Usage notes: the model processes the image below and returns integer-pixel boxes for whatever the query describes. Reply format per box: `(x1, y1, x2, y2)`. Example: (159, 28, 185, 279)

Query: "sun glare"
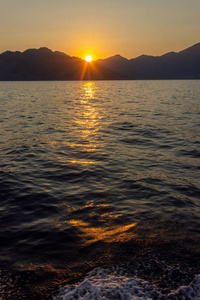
(85, 55, 93, 62)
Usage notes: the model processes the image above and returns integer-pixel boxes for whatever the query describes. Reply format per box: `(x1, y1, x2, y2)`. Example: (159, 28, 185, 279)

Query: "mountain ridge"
(0, 43, 200, 80)
(97, 42, 200, 79)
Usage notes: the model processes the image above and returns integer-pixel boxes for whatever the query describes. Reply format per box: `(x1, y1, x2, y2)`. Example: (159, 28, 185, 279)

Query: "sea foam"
(53, 268, 200, 300)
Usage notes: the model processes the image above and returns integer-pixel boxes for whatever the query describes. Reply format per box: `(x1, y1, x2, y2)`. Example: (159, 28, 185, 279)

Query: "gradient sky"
(0, 0, 200, 60)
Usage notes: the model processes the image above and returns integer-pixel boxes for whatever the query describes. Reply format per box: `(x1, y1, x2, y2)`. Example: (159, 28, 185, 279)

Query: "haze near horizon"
(0, 0, 200, 60)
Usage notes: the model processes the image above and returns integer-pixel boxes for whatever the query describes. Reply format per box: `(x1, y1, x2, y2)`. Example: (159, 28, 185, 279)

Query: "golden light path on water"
(53, 82, 139, 245)
(71, 81, 99, 165)
(69, 219, 137, 245)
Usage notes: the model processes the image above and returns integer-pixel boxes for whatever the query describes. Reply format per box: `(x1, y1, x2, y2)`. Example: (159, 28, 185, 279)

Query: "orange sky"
(0, 0, 200, 59)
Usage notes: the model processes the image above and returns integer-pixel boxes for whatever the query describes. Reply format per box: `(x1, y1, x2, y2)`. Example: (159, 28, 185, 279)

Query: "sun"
(85, 55, 93, 62)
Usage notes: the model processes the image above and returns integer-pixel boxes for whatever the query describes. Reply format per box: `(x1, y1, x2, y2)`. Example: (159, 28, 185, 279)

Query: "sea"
(0, 80, 200, 300)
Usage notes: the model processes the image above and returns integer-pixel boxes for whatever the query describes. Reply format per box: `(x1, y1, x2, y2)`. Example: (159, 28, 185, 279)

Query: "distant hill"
(97, 43, 200, 79)
(0, 43, 200, 80)
(0, 47, 126, 80)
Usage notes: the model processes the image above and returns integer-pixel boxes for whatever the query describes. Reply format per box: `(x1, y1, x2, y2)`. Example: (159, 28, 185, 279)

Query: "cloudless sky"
(0, 0, 199, 59)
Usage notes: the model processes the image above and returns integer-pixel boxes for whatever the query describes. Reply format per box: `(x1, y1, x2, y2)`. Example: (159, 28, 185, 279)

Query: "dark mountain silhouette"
(0, 47, 126, 80)
(0, 43, 200, 80)
(97, 43, 200, 79)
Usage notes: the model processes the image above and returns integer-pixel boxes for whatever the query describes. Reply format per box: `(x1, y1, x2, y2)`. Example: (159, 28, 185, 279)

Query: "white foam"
(53, 268, 200, 300)
(169, 274, 200, 299)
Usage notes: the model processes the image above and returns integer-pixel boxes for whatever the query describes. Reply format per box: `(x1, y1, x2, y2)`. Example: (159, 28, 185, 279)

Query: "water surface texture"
(0, 80, 200, 299)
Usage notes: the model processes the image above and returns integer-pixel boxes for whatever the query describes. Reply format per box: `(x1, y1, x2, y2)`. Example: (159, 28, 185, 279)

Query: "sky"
(0, 0, 200, 60)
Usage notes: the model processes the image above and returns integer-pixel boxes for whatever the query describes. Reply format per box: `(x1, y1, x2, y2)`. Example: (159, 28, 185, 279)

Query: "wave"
(53, 268, 200, 300)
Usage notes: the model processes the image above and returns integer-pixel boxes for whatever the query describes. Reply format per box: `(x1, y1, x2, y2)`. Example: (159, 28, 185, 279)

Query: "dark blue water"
(0, 80, 200, 299)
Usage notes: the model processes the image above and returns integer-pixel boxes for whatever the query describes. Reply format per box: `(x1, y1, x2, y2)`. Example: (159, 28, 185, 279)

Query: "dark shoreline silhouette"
(0, 43, 199, 80)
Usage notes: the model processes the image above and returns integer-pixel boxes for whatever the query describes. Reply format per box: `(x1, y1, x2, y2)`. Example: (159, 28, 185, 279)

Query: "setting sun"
(85, 55, 93, 62)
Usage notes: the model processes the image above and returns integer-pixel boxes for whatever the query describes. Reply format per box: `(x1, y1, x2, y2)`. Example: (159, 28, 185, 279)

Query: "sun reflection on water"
(71, 82, 99, 164)
(69, 219, 137, 245)
(83, 81, 95, 99)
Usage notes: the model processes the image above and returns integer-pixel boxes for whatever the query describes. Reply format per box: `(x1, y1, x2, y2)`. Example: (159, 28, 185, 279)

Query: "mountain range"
(0, 43, 200, 80)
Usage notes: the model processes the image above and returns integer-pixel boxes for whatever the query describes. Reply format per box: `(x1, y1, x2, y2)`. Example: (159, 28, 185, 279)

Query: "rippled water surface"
(0, 80, 200, 299)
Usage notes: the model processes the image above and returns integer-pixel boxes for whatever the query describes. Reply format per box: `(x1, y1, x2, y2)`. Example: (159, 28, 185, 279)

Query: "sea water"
(0, 80, 200, 299)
